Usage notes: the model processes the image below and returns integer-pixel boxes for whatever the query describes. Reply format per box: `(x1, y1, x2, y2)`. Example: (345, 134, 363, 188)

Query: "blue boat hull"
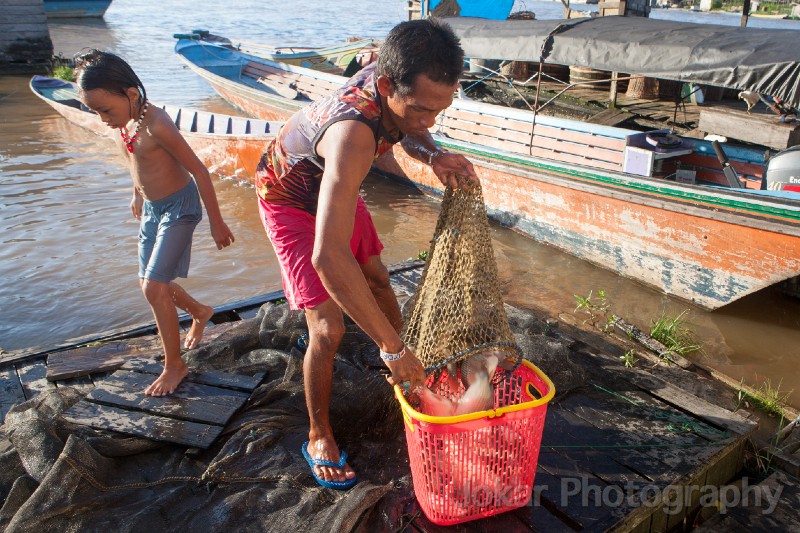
(43, 0, 112, 18)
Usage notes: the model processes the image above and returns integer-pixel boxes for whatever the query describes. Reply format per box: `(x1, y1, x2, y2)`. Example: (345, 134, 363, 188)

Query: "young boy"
(75, 50, 235, 396)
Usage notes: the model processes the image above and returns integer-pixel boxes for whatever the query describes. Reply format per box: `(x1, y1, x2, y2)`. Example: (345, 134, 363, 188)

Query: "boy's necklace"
(119, 100, 149, 154)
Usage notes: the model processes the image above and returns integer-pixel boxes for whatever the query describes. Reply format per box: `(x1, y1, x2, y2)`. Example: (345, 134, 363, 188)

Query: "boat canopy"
(443, 16, 800, 108)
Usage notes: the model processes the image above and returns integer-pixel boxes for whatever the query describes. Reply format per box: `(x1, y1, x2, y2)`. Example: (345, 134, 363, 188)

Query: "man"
(254, 18, 477, 489)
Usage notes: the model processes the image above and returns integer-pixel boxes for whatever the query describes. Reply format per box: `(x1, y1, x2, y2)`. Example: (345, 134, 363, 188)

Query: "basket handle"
(424, 341, 523, 375)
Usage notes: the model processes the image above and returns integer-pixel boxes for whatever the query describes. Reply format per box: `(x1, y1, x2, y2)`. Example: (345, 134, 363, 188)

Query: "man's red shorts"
(258, 196, 384, 310)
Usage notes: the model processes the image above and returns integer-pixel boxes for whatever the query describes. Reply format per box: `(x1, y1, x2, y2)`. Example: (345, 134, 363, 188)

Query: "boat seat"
(436, 105, 628, 172)
(242, 61, 340, 101)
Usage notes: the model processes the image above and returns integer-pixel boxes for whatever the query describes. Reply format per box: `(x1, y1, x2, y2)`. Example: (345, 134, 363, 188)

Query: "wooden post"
(609, 72, 619, 109)
(0, 0, 53, 73)
(740, 0, 751, 27)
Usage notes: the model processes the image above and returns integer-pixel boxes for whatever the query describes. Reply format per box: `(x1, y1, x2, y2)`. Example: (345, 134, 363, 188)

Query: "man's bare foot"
(306, 437, 356, 484)
(184, 304, 214, 350)
(144, 364, 189, 396)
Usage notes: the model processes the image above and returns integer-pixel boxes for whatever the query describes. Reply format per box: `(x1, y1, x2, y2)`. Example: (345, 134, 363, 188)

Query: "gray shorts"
(138, 180, 202, 283)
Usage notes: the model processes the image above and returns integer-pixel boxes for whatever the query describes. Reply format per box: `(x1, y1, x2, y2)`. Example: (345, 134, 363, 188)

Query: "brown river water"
(1, 1, 799, 408)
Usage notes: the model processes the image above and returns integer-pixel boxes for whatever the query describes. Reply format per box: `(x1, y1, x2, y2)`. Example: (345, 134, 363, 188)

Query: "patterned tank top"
(254, 63, 402, 215)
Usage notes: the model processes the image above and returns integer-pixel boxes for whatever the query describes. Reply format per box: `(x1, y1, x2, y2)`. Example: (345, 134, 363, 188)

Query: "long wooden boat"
(174, 38, 346, 122)
(175, 38, 800, 310)
(43, 0, 112, 18)
(29, 75, 277, 179)
(174, 30, 377, 75)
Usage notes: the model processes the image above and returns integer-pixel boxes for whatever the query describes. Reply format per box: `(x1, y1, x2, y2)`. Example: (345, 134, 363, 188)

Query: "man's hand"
(210, 220, 235, 249)
(384, 346, 427, 391)
(431, 151, 478, 189)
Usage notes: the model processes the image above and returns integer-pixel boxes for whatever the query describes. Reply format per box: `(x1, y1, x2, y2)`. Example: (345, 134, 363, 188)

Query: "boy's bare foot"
(144, 364, 189, 396)
(184, 304, 214, 350)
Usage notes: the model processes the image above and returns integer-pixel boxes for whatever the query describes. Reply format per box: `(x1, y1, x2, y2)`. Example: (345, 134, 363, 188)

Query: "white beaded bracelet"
(380, 345, 406, 361)
(427, 148, 444, 166)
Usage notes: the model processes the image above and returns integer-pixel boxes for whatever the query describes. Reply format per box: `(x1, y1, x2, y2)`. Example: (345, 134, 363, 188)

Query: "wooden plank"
(46, 336, 162, 381)
(535, 458, 622, 530)
(245, 62, 343, 91)
(698, 107, 800, 150)
(544, 408, 678, 485)
(63, 400, 223, 448)
(85, 383, 238, 425)
(443, 107, 628, 151)
(558, 390, 726, 477)
(588, 108, 634, 127)
(442, 127, 624, 171)
(438, 115, 625, 165)
(256, 76, 300, 100)
(15, 359, 55, 400)
(625, 373, 757, 437)
(54, 375, 95, 395)
(244, 63, 340, 98)
(98, 370, 249, 407)
(121, 359, 264, 391)
(0, 367, 26, 422)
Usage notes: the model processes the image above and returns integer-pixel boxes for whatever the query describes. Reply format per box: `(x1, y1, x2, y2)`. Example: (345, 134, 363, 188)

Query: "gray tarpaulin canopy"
(443, 16, 800, 109)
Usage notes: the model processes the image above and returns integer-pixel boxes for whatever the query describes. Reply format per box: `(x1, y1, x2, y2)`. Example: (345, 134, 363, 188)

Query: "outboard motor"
(764, 145, 800, 192)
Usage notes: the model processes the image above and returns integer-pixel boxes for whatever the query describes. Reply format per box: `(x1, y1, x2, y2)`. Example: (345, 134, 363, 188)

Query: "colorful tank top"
(254, 63, 402, 215)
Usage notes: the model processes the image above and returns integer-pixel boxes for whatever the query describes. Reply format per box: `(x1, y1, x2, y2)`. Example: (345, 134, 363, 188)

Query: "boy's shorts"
(138, 180, 202, 283)
(258, 195, 384, 310)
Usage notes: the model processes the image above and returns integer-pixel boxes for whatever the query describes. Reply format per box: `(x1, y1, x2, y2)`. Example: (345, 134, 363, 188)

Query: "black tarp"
(443, 16, 800, 109)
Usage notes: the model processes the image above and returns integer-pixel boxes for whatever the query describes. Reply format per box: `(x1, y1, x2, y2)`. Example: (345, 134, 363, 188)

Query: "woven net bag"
(403, 182, 519, 372)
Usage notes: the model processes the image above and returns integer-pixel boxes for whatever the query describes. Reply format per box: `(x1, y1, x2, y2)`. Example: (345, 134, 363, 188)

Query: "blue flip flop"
(301, 440, 358, 490)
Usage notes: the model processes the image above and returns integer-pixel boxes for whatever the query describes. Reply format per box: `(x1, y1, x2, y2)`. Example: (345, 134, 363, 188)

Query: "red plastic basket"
(395, 360, 555, 526)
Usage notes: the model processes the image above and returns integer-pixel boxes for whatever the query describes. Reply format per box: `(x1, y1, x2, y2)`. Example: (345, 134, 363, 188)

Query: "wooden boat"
(174, 38, 345, 122)
(175, 37, 800, 310)
(29, 75, 278, 179)
(174, 30, 377, 75)
(43, 0, 112, 18)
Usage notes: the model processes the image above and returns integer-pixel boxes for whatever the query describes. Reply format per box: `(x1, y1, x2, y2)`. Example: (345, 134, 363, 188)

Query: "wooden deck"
(0, 262, 778, 530)
(386, 268, 759, 532)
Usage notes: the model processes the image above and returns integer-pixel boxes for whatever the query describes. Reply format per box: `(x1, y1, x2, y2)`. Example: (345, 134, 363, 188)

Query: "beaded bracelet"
(427, 149, 444, 166)
(380, 345, 406, 361)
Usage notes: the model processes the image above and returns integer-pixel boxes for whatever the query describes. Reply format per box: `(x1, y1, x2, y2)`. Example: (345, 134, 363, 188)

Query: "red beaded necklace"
(119, 100, 148, 154)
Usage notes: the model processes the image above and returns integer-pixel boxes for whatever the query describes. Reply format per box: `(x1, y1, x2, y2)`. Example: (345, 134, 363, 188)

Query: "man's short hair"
(376, 18, 464, 97)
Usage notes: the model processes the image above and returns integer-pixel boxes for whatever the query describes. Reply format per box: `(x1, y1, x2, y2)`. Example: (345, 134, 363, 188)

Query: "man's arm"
(402, 131, 477, 189)
(315, 120, 425, 388)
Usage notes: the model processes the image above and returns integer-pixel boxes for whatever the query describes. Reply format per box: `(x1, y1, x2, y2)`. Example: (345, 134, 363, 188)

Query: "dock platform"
(0, 262, 787, 532)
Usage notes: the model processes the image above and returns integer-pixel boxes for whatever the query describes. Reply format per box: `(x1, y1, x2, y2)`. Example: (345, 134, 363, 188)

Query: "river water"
(2, 0, 799, 407)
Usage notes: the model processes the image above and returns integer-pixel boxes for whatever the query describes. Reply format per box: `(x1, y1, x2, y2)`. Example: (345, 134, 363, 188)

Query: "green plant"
(738, 378, 793, 418)
(620, 349, 638, 368)
(416, 250, 429, 262)
(649, 310, 700, 358)
(51, 64, 75, 82)
(574, 289, 616, 332)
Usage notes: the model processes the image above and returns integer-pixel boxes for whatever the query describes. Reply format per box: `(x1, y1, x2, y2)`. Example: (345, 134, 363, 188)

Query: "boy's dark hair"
(376, 18, 464, 97)
(74, 49, 147, 104)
